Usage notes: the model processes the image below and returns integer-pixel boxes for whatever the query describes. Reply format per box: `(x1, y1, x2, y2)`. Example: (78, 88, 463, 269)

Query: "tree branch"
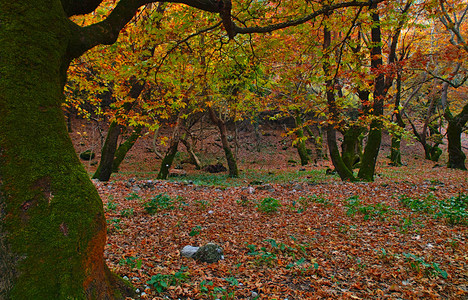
(231, 0, 383, 35)
(62, 0, 104, 17)
(68, 0, 223, 58)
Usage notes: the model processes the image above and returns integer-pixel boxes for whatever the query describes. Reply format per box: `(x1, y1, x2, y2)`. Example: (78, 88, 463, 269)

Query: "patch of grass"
(344, 195, 392, 220)
(257, 197, 281, 213)
(400, 193, 467, 226)
(143, 193, 176, 214)
(168, 169, 325, 187)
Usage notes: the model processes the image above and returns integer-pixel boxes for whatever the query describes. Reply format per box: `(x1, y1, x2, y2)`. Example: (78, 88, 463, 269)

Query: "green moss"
(0, 1, 123, 298)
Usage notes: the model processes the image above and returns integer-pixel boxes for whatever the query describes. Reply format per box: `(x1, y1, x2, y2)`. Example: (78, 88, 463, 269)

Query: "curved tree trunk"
(0, 2, 131, 298)
(208, 107, 239, 178)
(112, 126, 143, 173)
(157, 116, 182, 180)
(294, 111, 310, 166)
(445, 103, 468, 170)
(323, 24, 356, 182)
(93, 121, 123, 181)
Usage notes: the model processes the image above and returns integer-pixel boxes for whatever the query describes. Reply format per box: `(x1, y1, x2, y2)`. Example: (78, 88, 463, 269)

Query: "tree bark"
(93, 121, 123, 181)
(294, 111, 310, 166)
(112, 126, 143, 173)
(0, 2, 132, 298)
(208, 107, 239, 178)
(357, 6, 385, 182)
(157, 116, 182, 180)
(323, 24, 356, 181)
(445, 103, 468, 170)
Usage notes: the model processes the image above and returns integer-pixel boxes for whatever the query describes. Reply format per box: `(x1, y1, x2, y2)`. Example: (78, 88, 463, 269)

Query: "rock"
(181, 245, 199, 258)
(191, 243, 224, 263)
(79, 149, 95, 160)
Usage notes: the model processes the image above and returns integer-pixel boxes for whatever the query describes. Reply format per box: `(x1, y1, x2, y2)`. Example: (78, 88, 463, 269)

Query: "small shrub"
(189, 225, 202, 236)
(147, 266, 189, 293)
(120, 208, 134, 218)
(119, 256, 142, 269)
(345, 195, 391, 220)
(403, 253, 448, 279)
(257, 197, 281, 213)
(144, 193, 175, 214)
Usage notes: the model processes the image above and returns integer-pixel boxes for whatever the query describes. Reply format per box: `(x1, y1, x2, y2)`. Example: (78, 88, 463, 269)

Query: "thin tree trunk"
(93, 121, 122, 181)
(180, 134, 202, 169)
(208, 107, 239, 177)
(157, 116, 183, 179)
(294, 111, 310, 166)
(358, 6, 385, 181)
(112, 126, 143, 172)
(390, 70, 405, 166)
(323, 24, 356, 181)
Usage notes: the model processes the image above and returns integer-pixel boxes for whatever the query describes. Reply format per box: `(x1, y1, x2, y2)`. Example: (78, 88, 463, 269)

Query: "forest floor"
(72, 119, 468, 299)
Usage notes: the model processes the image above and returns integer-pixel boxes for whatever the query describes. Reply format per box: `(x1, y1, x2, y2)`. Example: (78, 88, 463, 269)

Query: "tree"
(0, 0, 392, 297)
(0, 1, 228, 298)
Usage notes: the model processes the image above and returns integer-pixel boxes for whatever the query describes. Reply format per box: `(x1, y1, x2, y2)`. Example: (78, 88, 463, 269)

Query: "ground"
(71, 118, 468, 299)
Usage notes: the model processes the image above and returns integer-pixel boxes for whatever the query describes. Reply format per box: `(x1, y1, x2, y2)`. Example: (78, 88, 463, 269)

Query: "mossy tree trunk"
(0, 0, 224, 298)
(294, 111, 310, 166)
(157, 116, 183, 180)
(305, 124, 325, 160)
(208, 107, 239, 178)
(357, 6, 386, 182)
(341, 126, 363, 170)
(93, 81, 144, 181)
(390, 71, 405, 166)
(112, 126, 143, 173)
(445, 103, 468, 170)
(0, 2, 132, 298)
(323, 25, 356, 181)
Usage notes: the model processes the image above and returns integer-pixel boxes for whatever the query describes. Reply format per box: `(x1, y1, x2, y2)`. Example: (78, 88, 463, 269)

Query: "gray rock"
(181, 245, 199, 258)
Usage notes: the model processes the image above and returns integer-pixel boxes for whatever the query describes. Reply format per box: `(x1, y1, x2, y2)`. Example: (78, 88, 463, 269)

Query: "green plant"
(125, 192, 141, 201)
(144, 193, 175, 214)
(436, 193, 467, 225)
(194, 199, 210, 210)
(344, 195, 391, 220)
(400, 193, 467, 226)
(120, 208, 134, 217)
(189, 225, 202, 237)
(147, 266, 189, 293)
(257, 197, 281, 213)
(106, 201, 118, 211)
(119, 256, 142, 269)
(403, 253, 448, 279)
(107, 218, 121, 231)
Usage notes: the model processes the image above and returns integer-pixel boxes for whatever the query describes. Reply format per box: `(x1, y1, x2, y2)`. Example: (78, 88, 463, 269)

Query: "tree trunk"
(341, 126, 363, 170)
(93, 121, 122, 181)
(112, 126, 143, 173)
(0, 2, 130, 298)
(180, 134, 202, 169)
(157, 117, 182, 180)
(445, 103, 468, 170)
(390, 70, 405, 166)
(208, 107, 239, 177)
(294, 111, 310, 166)
(323, 24, 355, 181)
(357, 6, 385, 182)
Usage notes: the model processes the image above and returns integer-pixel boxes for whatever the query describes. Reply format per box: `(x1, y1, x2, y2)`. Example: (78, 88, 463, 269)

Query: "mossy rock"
(192, 243, 224, 263)
(79, 149, 95, 160)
